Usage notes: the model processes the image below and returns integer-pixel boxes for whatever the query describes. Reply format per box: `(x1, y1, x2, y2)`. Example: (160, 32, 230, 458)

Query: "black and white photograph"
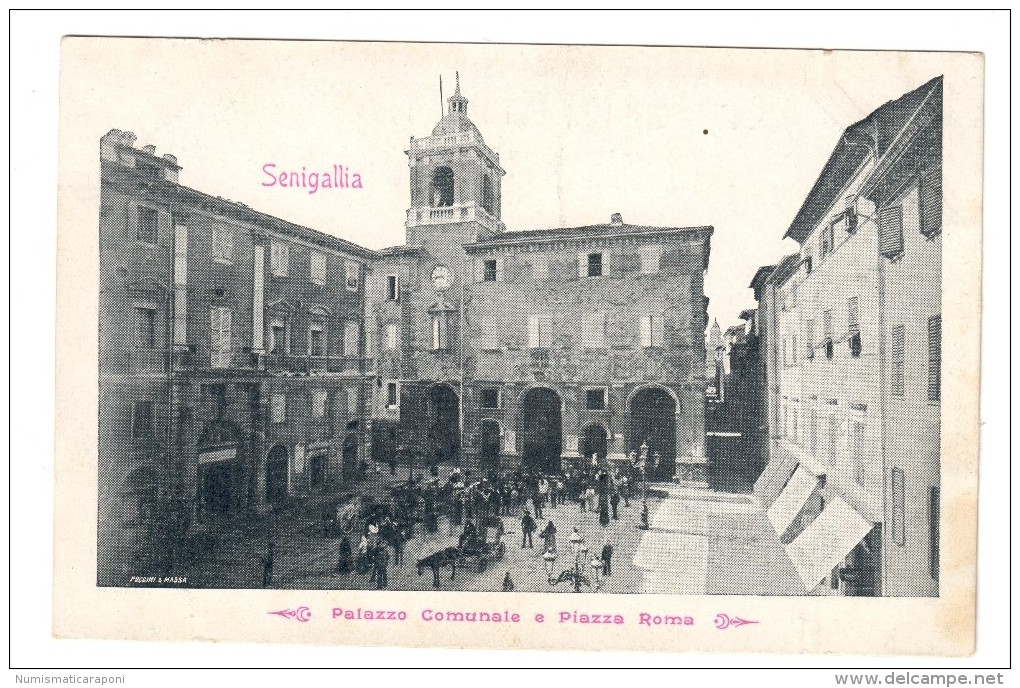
(48, 32, 986, 657)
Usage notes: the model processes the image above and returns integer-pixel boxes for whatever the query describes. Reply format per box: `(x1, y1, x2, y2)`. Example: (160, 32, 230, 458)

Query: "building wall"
(462, 231, 710, 477)
(97, 134, 374, 584)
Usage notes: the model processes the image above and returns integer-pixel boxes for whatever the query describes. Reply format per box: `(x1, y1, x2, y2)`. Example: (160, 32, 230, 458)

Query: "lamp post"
(589, 554, 604, 591)
(546, 528, 591, 592)
(637, 441, 650, 530)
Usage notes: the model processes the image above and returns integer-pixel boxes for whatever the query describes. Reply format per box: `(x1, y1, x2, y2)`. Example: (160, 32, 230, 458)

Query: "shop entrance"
(519, 387, 562, 473)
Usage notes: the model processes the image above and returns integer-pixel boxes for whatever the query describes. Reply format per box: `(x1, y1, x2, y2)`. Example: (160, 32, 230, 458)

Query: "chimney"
(610, 213, 623, 226)
(141, 144, 156, 155)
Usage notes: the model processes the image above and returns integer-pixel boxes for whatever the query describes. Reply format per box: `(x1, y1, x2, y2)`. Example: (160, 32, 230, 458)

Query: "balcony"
(406, 202, 500, 233)
(410, 131, 477, 151)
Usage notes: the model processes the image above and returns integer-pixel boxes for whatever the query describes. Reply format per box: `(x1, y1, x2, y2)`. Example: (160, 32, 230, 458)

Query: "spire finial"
(454, 70, 461, 96)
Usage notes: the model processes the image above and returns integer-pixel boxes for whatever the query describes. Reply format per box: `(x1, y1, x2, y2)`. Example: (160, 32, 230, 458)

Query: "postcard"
(54, 37, 982, 654)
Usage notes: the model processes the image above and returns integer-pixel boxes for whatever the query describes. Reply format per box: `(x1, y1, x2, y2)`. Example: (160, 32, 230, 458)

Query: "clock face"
(431, 265, 453, 291)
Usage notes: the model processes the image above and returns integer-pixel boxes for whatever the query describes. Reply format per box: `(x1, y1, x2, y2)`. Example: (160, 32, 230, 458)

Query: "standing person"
(389, 455, 397, 476)
(620, 474, 630, 507)
(374, 542, 390, 589)
(610, 489, 621, 520)
(336, 536, 353, 574)
(532, 486, 543, 520)
(601, 540, 614, 577)
(540, 520, 557, 553)
(502, 571, 515, 592)
(521, 510, 536, 549)
(260, 542, 275, 588)
(549, 477, 559, 508)
(537, 476, 550, 513)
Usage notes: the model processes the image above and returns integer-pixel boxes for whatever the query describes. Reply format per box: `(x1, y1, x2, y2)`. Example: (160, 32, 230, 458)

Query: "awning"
(754, 455, 798, 508)
(766, 465, 819, 535)
(785, 496, 874, 591)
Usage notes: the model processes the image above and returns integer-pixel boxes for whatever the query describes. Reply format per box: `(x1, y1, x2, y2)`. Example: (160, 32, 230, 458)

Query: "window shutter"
(528, 315, 540, 348)
(639, 315, 652, 347)
(495, 257, 504, 282)
(928, 315, 941, 402)
(578, 252, 587, 278)
(879, 205, 904, 259)
(474, 259, 484, 283)
(652, 315, 664, 347)
(920, 167, 942, 237)
(891, 324, 905, 397)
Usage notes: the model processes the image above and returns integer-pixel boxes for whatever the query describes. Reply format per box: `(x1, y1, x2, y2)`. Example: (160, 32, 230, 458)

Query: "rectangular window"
(483, 259, 498, 282)
(929, 486, 940, 581)
(892, 467, 906, 546)
(134, 307, 157, 349)
(581, 312, 606, 349)
(270, 322, 286, 354)
(586, 388, 607, 411)
(527, 315, 552, 348)
(309, 325, 325, 357)
(891, 324, 905, 397)
(587, 252, 603, 277)
(344, 321, 359, 358)
(852, 420, 865, 485)
(137, 206, 158, 244)
(131, 401, 154, 439)
(345, 260, 360, 291)
(639, 246, 662, 274)
(848, 296, 862, 357)
(920, 167, 942, 237)
(531, 256, 548, 280)
(212, 224, 233, 262)
(821, 224, 835, 257)
(928, 315, 941, 402)
(386, 274, 399, 301)
(386, 382, 398, 408)
(809, 408, 818, 453)
(879, 205, 905, 259)
(384, 323, 398, 351)
(823, 309, 834, 359)
(480, 315, 499, 351)
(210, 306, 232, 368)
(311, 389, 328, 418)
(271, 393, 286, 424)
(310, 251, 327, 285)
(481, 388, 500, 409)
(431, 313, 452, 351)
(805, 319, 815, 359)
(640, 314, 664, 347)
(271, 242, 289, 277)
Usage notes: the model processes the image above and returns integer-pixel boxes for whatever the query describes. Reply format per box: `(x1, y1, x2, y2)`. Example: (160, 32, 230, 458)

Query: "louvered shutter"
(528, 315, 541, 348)
(879, 206, 904, 259)
(540, 315, 553, 347)
(578, 252, 587, 278)
(603, 251, 611, 277)
(928, 315, 941, 402)
(652, 315, 664, 347)
(495, 257, 504, 282)
(474, 259, 484, 283)
(920, 167, 942, 237)
(639, 315, 652, 347)
(891, 325, 905, 397)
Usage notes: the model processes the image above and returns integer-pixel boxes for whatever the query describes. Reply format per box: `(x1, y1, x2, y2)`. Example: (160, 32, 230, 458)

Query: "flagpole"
(439, 75, 444, 118)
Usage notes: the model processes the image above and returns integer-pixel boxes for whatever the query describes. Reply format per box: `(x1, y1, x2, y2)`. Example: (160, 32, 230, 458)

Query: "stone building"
(752, 76, 942, 597)
(98, 130, 375, 585)
(369, 76, 713, 484)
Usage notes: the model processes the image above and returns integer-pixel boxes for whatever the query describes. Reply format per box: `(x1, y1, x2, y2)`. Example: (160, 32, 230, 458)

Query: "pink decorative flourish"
(268, 606, 312, 622)
(714, 613, 758, 630)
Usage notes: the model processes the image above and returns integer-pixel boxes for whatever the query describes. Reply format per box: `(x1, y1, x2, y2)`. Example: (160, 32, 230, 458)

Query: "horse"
(417, 547, 461, 589)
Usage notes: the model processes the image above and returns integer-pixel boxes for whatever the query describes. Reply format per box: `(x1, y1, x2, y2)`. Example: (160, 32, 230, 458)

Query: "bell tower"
(405, 72, 505, 249)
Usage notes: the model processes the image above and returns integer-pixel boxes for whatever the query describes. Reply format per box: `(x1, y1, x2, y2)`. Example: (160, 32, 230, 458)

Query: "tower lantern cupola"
(448, 71, 468, 115)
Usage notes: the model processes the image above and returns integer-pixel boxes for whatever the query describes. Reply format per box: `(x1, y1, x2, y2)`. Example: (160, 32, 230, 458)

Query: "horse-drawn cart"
(417, 515, 508, 588)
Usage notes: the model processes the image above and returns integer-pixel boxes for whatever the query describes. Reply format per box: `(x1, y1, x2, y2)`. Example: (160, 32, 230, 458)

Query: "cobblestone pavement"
(178, 473, 802, 595)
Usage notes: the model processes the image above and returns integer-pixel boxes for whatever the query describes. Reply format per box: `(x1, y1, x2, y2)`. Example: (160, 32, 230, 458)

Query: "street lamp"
(546, 528, 591, 592)
(589, 554, 604, 591)
(637, 441, 650, 530)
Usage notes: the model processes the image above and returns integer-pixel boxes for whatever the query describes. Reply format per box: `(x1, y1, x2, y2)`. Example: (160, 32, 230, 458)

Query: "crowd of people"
(311, 455, 644, 591)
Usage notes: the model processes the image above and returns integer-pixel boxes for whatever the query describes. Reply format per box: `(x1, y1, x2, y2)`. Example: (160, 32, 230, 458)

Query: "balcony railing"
(410, 131, 476, 151)
(406, 202, 500, 233)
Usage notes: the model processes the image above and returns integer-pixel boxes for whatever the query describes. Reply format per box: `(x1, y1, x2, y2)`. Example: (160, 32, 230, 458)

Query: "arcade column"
(674, 385, 708, 488)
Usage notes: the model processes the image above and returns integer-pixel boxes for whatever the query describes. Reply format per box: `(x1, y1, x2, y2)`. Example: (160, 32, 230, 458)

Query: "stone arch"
(426, 382, 460, 465)
(430, 166, 455, 207)
(518, 386, 563, 473)
(265, 444, 289, 505)
(479, 418, 503, 469)
(625, 383, 681, 411)
(580, 422, 610, 464)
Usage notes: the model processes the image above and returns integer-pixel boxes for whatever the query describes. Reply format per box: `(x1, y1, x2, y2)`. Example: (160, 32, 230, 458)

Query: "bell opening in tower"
(431, 167, 454, 207)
